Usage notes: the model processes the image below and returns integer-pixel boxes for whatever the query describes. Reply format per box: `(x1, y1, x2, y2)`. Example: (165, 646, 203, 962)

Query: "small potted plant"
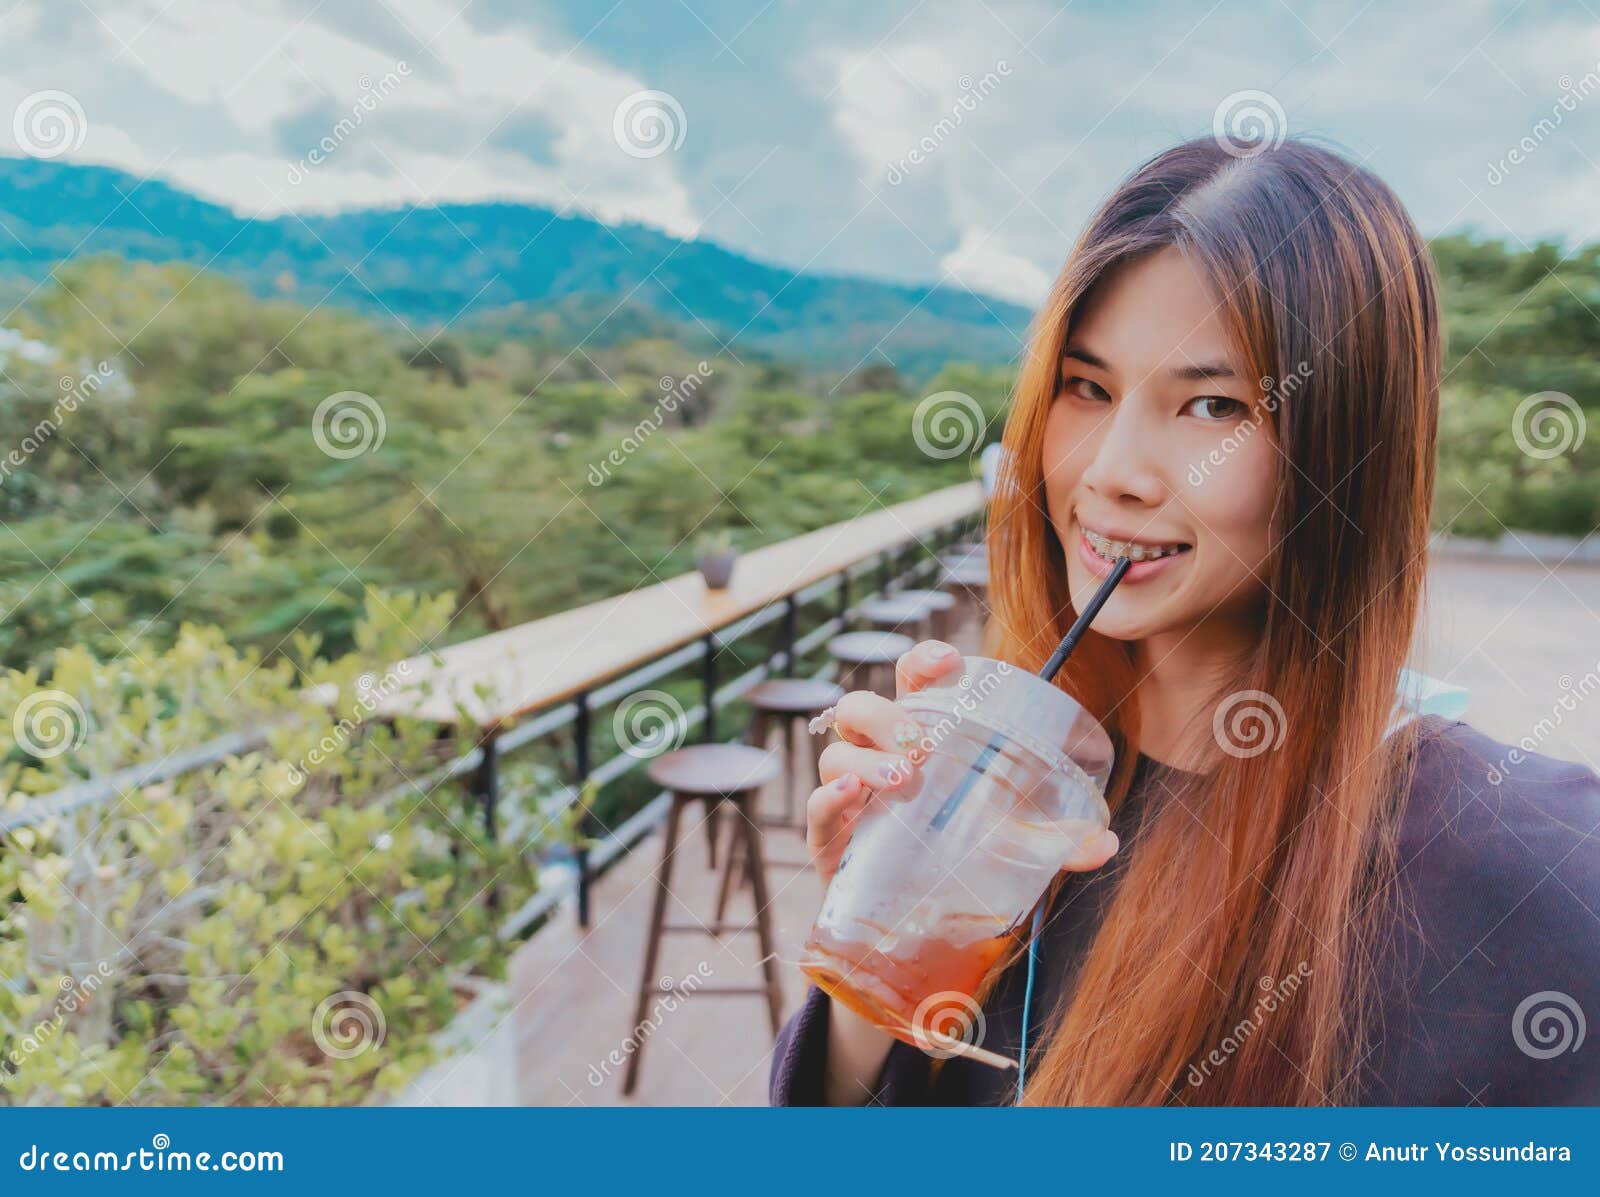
(694, 529, 739, 590)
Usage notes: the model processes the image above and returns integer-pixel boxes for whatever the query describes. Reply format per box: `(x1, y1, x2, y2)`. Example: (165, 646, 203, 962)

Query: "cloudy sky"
(1, 0, 1597, 305)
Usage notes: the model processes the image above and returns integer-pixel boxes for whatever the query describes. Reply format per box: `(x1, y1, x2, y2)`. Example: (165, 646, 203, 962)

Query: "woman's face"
(1043, 246, 1280, 646)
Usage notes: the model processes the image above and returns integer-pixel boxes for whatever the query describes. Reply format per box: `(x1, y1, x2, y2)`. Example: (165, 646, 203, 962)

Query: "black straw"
(925, 556, 1132, 832)
(1038, 555, 1132, 683)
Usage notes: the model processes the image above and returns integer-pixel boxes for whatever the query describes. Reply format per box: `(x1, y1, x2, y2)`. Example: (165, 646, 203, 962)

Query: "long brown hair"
(986, 136, 1441, 1105)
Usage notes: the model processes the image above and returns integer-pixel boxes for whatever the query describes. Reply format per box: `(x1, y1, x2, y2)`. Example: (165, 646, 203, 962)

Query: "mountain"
(0, 157, 1031, 375)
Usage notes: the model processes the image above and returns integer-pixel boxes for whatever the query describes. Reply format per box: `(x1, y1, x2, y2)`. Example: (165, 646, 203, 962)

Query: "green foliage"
(0, 592, 549, 1105)
(1431, 235, 1599, 537)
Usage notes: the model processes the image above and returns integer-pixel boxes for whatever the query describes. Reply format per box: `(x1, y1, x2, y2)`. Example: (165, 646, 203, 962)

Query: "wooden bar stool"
(741, 677, 845, 826)
(940, 558, 990, 637)
(711, 677, 844, 930)
(857, 593, 936, 641)
(882, 588, 958, 641)
(827, 630, 914, 697)
(623, 743, 782, 1096)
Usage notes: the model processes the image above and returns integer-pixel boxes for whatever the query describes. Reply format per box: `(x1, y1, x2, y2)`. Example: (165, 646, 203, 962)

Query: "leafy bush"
(0, 591, 548, 1105)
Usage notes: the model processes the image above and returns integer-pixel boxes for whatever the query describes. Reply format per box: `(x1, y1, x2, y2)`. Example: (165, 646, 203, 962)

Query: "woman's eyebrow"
(1062, 346, 1109, 370)
(1063, 347, 1237, 384)
(1170, 360, 1237, 382)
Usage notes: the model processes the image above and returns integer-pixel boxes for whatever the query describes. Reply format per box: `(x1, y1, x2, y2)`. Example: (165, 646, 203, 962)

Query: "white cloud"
(939, 227, 1053, 305)
(16, 0, 700, 237)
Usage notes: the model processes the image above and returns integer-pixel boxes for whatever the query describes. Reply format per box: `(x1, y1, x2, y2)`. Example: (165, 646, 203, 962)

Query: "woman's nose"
(1079, 400, 1166, 506)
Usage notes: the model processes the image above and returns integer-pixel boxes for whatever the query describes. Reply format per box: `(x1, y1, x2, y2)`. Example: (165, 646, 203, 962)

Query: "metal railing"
(6, 509, 982, 943)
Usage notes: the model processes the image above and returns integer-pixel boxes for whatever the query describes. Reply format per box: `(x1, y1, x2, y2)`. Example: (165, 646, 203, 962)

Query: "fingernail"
(891, 721, 922, 754)
(926, 642, 956, 659)
(878, 759, 911, 784)
(834, 774, 858, 792)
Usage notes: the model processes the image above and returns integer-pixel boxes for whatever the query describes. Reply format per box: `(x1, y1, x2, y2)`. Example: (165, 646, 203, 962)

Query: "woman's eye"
(1182, 395, 1246, 421)
(1062, 376, 1111, 403)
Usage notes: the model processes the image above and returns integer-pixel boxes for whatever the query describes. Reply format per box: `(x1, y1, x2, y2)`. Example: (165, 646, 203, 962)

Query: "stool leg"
(623, 795, 685, 1095)
(744, 708, 768, 748)
(703, 795, 720, 870)
(782, 715, 798, 825)
(712, 814, 744, 932)
(735, 796, 785, 1036)
(808, 729, 827, 797)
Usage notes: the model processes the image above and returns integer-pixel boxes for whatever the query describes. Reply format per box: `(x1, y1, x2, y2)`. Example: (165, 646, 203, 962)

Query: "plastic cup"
(799, 655, 1114, 1057)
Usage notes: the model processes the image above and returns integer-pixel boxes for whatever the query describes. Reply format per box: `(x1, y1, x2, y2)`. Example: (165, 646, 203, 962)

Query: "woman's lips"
(1076, 531, 1191, 583)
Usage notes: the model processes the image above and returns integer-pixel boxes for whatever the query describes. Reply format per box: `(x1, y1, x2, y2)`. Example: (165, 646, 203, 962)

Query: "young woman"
(770, 136, 1600, 1106)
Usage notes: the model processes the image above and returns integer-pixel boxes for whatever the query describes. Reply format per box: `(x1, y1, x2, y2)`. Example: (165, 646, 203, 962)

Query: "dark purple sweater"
(770, 717, 1600, 1105)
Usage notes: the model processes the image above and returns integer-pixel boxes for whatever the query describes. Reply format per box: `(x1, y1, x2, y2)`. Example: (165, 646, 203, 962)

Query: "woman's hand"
(805, 638, 1122, 888)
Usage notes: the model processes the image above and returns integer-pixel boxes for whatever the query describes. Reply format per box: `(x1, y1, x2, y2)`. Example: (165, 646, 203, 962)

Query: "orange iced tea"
(800, 917, 1012, 1049)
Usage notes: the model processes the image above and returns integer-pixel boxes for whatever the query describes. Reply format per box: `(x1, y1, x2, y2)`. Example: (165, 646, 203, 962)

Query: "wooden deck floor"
(511, 791, 823, 1105)
(413, 551, 1599, 1106)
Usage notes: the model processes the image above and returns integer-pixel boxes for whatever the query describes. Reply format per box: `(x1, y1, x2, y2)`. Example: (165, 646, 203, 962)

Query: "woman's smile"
(1076, 519, 1193, 583)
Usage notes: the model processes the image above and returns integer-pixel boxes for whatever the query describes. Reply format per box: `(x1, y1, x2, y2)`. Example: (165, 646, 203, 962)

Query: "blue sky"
(2, 0, 1596, 304)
